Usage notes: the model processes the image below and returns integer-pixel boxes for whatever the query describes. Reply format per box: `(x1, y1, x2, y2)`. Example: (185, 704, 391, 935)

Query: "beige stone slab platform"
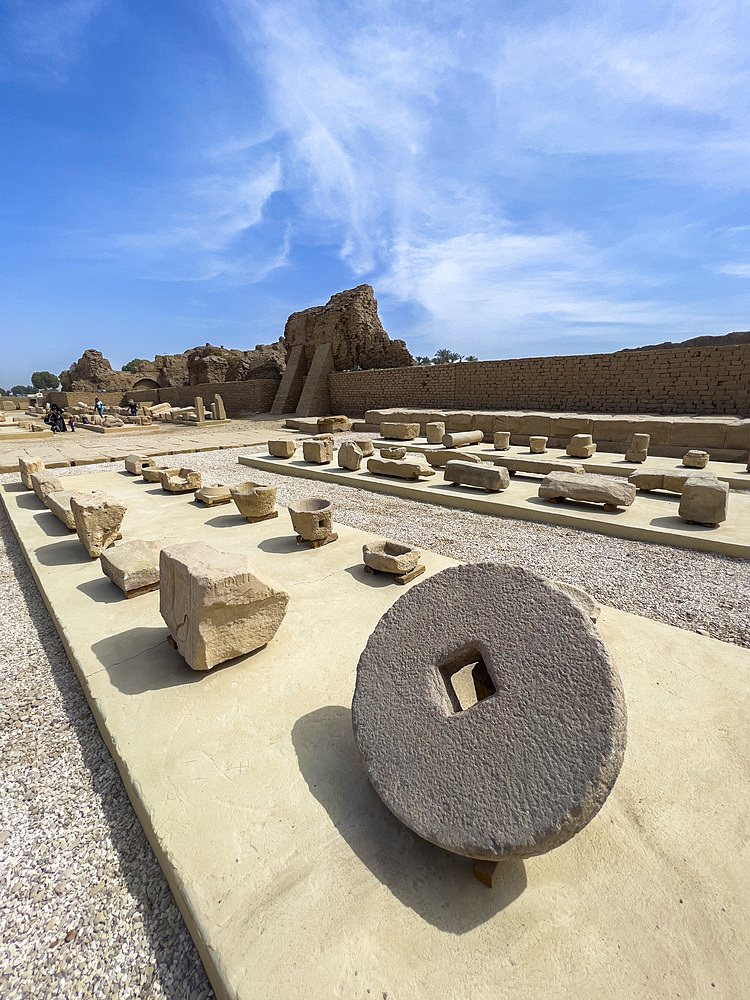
(373, 439, 750, 491)
(2, 471, 748, 1000)
(240, 454, 750, 559)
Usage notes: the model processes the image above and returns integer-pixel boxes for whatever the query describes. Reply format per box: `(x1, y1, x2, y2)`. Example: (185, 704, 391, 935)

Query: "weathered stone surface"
(317, 415, 351, 433)
(338, 441, 364, 471)
(495, 456, 587, 477)
(312, 432, 335, 442)
(444, 461, 510, 492)
(425, 449, 482, 468)
(101, 539, 161, 594)
(45, 489, 81, 530)
(142, 465, 167, 483)
(59, 349, 137, 393)
(282, 285, 413, 371)
(682, 449, 709, 469)
(31, 471, 63, 503)
(303, 439, 334, 464)
(566, 434, 597, 458)
(352, 563, 627, 860)
(362, 540, 421, 575)
(268, 439, 297, 458)
(553, 582, 601, 622)
(624, 433, 650, 463)
(629, 468, 715, 494)
(70, 491, 127, 558)
(288, 497, 334, 540)
(19, 456, 45, 490)
(426, 422, 445, 444)
(195, 484, 232, 506)
(493, 431, 511, 450)
(160, 542, 289, 671)
(185, 342, 284, 385)
(442, 430, 483, 448)
(124, 454, 156, 475)
(367, 457, 435, 479)
(381, 422, 420, 440)
(379, 446, 406, 460)
(159, 468, 202, 493)
(352, 438, 374, 456)
(679, 477, 729, 526)
(230, 482, 277, 520)
(539, 471, 636, 508)
(529, 436, 547, 454)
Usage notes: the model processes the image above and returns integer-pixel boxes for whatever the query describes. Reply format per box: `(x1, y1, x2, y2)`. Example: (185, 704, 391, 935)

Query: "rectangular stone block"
(679, 478, 728, 526)
(101, 539, 161, 595)
(19, 456, 44, 490)
(303, 439, 334, 463)
(71, 491, 127, 558)
(31, 471, 63, 503)
(380, 422, 420, 440)
(367, 457, 434, 479)
(550, 415, 594, 438)
(444, 461, 510, 492)
(668, 421, 728, 449)
(45, 489, 81, 530)
(268, 439, 297, 458)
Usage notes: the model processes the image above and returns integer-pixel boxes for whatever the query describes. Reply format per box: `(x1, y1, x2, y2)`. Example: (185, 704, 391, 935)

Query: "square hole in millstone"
(438, 649, 496, 714)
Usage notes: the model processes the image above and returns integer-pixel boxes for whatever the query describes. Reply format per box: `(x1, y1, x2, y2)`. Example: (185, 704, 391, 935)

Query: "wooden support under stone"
(244, 510, 279, 524)
(295, 532, 338, 548)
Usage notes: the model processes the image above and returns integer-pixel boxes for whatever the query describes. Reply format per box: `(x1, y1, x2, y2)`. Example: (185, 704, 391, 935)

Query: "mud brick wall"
(45, 390, 130, 408)
(330, 345, 750, 417)
(145, 380, 279, 415)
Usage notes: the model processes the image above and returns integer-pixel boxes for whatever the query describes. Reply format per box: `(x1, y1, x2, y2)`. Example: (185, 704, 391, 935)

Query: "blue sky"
(1, 0, 749, 386)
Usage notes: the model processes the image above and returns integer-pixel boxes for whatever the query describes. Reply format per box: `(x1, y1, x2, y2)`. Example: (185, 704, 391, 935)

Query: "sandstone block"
(494, 457, 586, 476)
(362, 540, 421, 575)
(529, 436, 547, 454)
(624, 433, 650, 463)
(380, 421, 420, 440)
(317, 415, 351, 433)
(124, 454, 156, 475)
(679, 477, 728, 527)
(288, 497, 334, 541)
(337, 441, 364, 471)
(160, 542, 289, 671)
(19, 456, 44, 489)
(303, 438, 334, 463)
(31, 471, 63, 503)
(160, 468, 202, 493)
(444, 461, 510, 492)
(71, 491, 127, 558)
(566, 434, 597, 459)
(268, 439, 297, 458)
(426, 421, 446, 444)
(425, 449, 482, 469)
(441, 430, 483, 448)
(230, 482, 277, 520)
(142, 465, 167, 483)
(493, 432, 511, 450)
(379, 446, 406, 460)
(539, 471, 636, 509)
(367, 457, 435, 479)
(101, 539, 161, 596)
(682, 449, 709, 469)
(629, 468, 715, 494)
(195, 484, 232, 506)
(45, 490, 81, 530)
(352, 438, 374, 456)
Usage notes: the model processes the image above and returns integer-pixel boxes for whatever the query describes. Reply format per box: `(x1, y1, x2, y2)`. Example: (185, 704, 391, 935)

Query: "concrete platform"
(2, 470, 748, 1000)
(74, 422, 160, 434)
(240, 453, 750, 559)
(373, 439, 750, 491)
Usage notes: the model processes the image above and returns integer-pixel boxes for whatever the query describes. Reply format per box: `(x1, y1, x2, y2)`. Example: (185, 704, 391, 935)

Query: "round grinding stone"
(352, 563, 627, 861)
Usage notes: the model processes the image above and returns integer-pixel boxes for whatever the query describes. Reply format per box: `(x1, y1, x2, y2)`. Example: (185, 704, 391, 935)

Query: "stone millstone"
(352, 563, 627, 861)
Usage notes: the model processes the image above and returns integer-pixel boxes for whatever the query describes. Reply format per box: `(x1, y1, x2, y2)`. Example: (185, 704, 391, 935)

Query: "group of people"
(43, 404, 73, 433)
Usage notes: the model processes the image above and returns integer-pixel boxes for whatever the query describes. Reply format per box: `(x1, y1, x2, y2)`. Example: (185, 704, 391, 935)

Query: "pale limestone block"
(268, 439, 297, 458)
(362, 540, 421, 575)
(288, 498, 334, 541)
(317, 415, 351, 433)
(425, 449, 482, 468)
(124, 454, 156, 475)
(159, 542, 289, 671)
(426, 422, 446, 444)
(195, 484, 232, 506)
(624, 433, 650, 463)
(101, 539, 161, 595)
(444, 461, 510, 492)
(142, 465, 167, 482)
(31, 471, 63, 503)
(159, 468, 202, 493)
(441, 430, 483, 448)
(230, 482, 277, 520)
(379, 446, 406, 460)
(367, 457, 435, 479)
(529, 436, 548, 454)
(380, 421, 420, 440)
(194, 396, 204, 423)
(19, 456, 44, 489)
(303, 439, 334, 463)
(352, 438, 375, 456)
(214, 395, 227, 420)
(493, 431, 511, 450)
(539, 471, 636, 509)
(337, 441, 364, 471)
(678, 477, 728, 526)
(45, 490, 81, 530)
(71, 491, 127, 558)
(682, 449, 709, 469)
(566, 434, 597, 459)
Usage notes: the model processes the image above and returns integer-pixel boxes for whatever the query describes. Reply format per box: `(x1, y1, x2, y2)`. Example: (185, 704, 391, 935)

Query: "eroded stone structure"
(268, 439, 297, 458)
(230, 482, 277, 522)
(539, 471, 636, 510)
(338, 441, 364, 471)
(288, 498, 336, 544)
(444, 461, 510, 492)
(679, 477, 728, 527)
(101, 539, 161, 597)
(71, 491, 127, 558)
(367, 457, 435, 480)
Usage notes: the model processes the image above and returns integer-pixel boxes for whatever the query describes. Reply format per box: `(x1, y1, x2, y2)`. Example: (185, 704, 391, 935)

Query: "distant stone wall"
(47, 380, 278, 416)
(329, 345, 750, 417)
(45, 390, 128, 408)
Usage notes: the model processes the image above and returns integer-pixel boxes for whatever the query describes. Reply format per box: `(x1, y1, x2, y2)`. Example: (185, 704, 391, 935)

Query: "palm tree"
(432, 348, 463, 364)
(464, 355, 478, 362)
(415, 355, 433, 365)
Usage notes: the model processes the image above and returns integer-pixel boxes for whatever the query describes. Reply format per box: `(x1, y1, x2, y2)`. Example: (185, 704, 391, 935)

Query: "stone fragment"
(268, 439, 297, 458)
(317, 415, 351, 433)
(70, 491, 127, 558)
(160, 542, 289, 671)
(380, 421, 420, 440)
(45, 490, 82, 530)
(367, 457, 435, 479)
(337, 441, 364, 470)
(101, 539, 161, 596)
(141, 464, 167, 482)
(444, 460, 510, 492)
(426, 421, 446, 444)
(539, 471, 636, 509)
(493, 431, 511, 450)
(352, 563, 627, 860)
(566, 434, 597, 458)
(19, 456, 44, 489)
(313, 432, 335, 442)
(553, 582, 601, 622)
(213, 394, 227, 420)
(494, 456, 586, 477)
(352, 438, 375, 456)
(678, 477, 728, 526)
(303, 438, 334, 463)
(624, 433, 650, 463)
(194, 396, 204, 423)
(682, 449, 709, 469)
(442, 430, 483, 448)
(288, 497, 334, 541)
(629, 468, 715, 493)
(159, 468, 202, 493)
(195, 484, 232, 506)
(379, 446, 406, 460)
(529, 436, 547, 454)
(362, 540, 421, 575)
(31, 471, 63, 503)
(425, 449, 482, 468)
(124, 455, 156, 475)
(230, 482, 277, 521)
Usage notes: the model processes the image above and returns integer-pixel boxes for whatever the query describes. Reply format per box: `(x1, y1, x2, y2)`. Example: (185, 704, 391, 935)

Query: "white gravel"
(1, 444, 747, 998)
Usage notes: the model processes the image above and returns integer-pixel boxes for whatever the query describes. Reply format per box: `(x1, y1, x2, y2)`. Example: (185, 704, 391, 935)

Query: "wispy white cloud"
(716, 263, 750, 278)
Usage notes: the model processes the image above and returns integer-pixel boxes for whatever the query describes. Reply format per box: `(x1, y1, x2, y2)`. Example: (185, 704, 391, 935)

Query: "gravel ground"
(1, 444, 747, 998)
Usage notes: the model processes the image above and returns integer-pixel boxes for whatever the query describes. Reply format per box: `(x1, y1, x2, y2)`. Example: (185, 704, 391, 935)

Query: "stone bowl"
(230, 481, 277, 519)
(363, 540, 421, 575)
(288, 497, 334, 541)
